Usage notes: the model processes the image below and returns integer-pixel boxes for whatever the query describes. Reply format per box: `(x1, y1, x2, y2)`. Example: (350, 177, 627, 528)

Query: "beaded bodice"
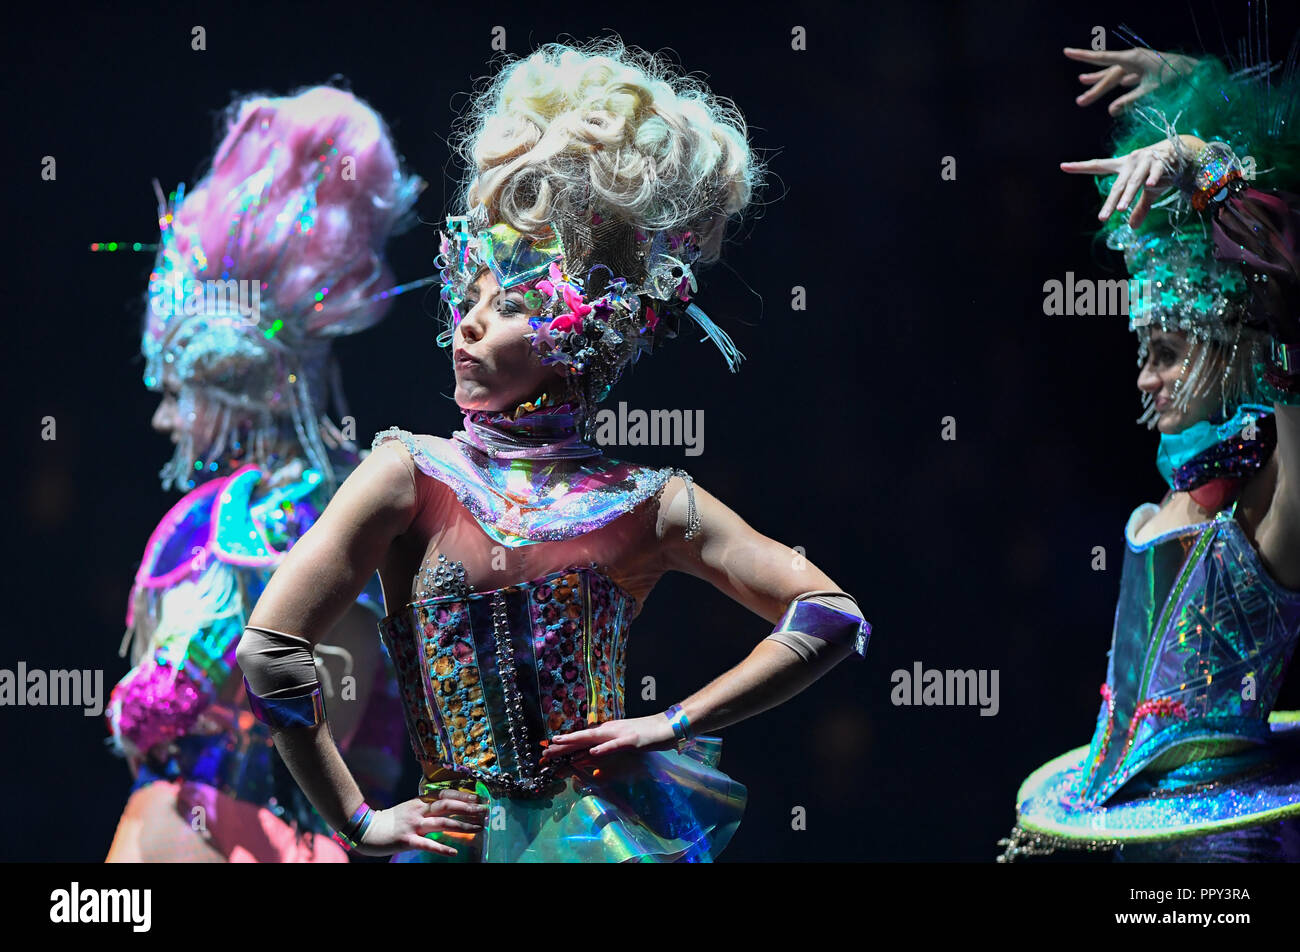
(378, 562, 637, 796)
(1074, 503, 1300, 806)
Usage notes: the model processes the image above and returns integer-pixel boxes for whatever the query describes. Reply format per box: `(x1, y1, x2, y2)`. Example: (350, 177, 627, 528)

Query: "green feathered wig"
(1093, 49, 1300, 424)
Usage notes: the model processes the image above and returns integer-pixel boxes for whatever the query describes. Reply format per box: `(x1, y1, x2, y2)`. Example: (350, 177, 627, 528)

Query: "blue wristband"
(665, 703, 692, 751)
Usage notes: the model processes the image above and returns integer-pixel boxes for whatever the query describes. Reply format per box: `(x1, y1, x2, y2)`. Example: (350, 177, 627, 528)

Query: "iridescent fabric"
(1115, 815, 1300, 862)
(392, 740, 745, 863)
(1011, 717, 1300, 856)
(477, 221, 565, 291)
(107, 462, 398, 835)
(373, 406, 679, 548)
(1157, 404, 1275, 491)
(1009, 503, 1300, 854)
(379, 564, 746, 862)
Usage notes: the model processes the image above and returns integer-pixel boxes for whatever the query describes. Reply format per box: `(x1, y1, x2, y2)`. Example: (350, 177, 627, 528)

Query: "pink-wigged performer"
(103, 85, 424, 862)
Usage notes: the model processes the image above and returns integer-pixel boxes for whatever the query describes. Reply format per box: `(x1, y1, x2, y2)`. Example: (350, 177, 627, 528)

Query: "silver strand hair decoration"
(1114, 24, 1202, 85)
(1175, 336, 1208, 415)
(1220, 324, 1243, 416)
(1137, 391, 1158, 428)
(289, 370, 335, 495)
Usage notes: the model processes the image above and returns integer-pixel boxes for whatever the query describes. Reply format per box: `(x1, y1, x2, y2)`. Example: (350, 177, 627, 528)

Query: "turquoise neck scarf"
(1155, 403, 1276, 489)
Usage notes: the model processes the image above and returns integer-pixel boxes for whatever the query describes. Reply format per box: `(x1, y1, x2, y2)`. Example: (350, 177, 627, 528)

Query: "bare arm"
(239, 442, 416, 827)
(236, 441, 485, 855)
(539, 475, 867, 764)
(1173, 148, 1300, 585)
(651, 476, 864, 735)
(1259, 406, 1300, 588)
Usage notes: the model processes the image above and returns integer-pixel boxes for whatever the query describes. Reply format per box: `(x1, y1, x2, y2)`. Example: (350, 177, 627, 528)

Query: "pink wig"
(166, 84, 416, 339)
(145, 85, 422, 490)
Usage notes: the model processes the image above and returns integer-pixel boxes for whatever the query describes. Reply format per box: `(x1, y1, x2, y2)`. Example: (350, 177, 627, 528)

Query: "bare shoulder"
(653, 473, 693, 540)
(653, 472, 763, 576)
(331, 438, 422, 523)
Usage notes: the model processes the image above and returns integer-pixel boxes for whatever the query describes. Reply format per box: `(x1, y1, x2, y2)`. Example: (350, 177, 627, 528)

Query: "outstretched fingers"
(1063, 47, 1125, 67)
(1114, 153, 1151, 218)
(1060, 158, 1120, 176)
(1075, 64, 1124, 106)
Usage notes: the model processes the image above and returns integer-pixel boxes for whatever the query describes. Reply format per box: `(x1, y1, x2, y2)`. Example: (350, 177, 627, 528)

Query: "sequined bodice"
(1075, 504, 1300, 806)
(378, 563, 637, 796)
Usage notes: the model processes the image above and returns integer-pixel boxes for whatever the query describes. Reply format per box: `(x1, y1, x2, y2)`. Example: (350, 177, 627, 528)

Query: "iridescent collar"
(452, 395, 601, 461)
(371, 421, 677, 548)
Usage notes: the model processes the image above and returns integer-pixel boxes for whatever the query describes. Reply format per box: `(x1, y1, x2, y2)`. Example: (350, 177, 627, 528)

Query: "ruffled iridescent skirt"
(393, 737, 746, 863)
(1004, 711, 1300, 860)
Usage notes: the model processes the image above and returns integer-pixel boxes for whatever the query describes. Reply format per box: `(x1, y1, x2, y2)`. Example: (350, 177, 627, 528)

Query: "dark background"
(3, 0, 1299, 862)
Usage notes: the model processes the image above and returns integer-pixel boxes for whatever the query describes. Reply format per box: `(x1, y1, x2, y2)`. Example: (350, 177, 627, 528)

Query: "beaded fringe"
(996, 823, 1123, 863)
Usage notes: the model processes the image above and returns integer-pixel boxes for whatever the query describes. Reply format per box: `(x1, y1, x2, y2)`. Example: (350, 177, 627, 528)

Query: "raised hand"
(1064, 47, 1199, 115)
(1061, 135, 1205, 227)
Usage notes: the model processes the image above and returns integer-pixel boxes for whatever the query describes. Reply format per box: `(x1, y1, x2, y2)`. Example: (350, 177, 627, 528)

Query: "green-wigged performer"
(1003, 38, 1300, 861)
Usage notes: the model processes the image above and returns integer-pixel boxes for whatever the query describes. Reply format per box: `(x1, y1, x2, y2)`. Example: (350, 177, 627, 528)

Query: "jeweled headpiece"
(1108, 224, 1252, 338)
(435, 199, 742, 415)
(1105, 220, 1268, 423)
(131, 86, 427, 491)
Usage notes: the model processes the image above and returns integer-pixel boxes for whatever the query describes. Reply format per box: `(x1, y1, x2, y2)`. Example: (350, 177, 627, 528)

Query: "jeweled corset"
(378, 564, 636, 796)
(1076, 505, 1300, 806)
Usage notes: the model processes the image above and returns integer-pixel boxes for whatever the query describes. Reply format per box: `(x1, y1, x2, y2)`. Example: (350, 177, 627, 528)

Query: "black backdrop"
(4, 0, 1299, 862)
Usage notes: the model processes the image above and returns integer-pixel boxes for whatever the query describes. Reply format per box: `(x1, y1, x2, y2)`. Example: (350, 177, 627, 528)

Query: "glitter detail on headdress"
(1093, 50, 1300, 429)
(1106, 222, 1269, 426)
(434, 201, 742, 433)
(133, 117, 428, 492)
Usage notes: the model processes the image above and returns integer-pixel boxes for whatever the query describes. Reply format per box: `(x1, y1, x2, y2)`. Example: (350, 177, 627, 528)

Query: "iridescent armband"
(242, 676, 326, 728)
(769, 592, 871, 661)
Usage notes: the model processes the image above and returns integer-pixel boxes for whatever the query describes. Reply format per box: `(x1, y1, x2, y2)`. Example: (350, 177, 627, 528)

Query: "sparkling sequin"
(379, 564, 638, 796)
(373, 425, 686, 547)
(1007, 503, 1300, 853)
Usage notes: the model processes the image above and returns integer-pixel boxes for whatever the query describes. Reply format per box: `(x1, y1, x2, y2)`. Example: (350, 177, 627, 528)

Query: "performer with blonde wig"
(238, 38, 871, 863)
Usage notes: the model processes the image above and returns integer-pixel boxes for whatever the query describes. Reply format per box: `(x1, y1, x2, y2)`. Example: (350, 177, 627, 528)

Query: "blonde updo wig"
(454, 36, 763, 263)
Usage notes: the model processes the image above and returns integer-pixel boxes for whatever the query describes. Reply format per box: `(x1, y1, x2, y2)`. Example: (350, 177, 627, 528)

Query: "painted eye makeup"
(461, 291, 524, 314)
